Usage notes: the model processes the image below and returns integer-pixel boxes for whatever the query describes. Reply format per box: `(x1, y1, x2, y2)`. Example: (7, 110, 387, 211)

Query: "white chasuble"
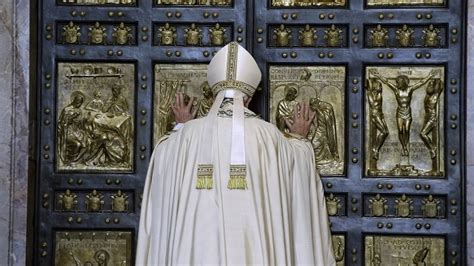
(136, 108, 336, 265)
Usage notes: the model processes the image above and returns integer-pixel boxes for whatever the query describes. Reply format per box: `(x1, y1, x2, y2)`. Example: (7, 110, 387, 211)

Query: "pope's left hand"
(172, 92, 197, 124)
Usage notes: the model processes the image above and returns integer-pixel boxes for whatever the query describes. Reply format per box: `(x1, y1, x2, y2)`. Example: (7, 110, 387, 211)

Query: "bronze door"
(33, 0, 467, 264)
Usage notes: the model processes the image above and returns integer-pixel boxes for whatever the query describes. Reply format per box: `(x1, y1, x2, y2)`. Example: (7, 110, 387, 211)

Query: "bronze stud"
(282, 13, 289, 20)
(319, 13, 326, 20)
(291, 13, 297, 19)
(203, 51, 210, 57)
(175, 12, 182, 18)
(352, 157, 358, 163)
(108, 11, 114, 17)
(377, 222, 384, 228)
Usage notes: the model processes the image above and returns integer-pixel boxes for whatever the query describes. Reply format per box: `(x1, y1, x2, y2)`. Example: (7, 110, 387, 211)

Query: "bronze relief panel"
(269, 66, 345, 175)
(56, 62, 135, 172)
(332, 234, 345, 265)
(365, 0, 444, 7)
(58, 21, 137, 46)
(271, 0, 346, 7)
(57, 0, 136, 6)
(365, 24, 447, 49)
(54, 231, 133, 265)
(364, 235, 445, 265)
(365, 66, 445, 177)
(154, 64, 213, 144)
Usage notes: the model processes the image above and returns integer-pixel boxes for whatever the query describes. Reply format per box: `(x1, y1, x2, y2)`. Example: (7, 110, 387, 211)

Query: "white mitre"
(207, 42, 261, 96)
(196, 42, 262, 190)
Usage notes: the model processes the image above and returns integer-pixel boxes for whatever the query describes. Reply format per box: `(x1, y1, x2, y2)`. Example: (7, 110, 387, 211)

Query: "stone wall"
(0, 0, 30, 264)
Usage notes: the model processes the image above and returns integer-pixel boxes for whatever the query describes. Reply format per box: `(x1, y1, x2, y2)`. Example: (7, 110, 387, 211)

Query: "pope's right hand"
(284, 102, 316, 138)
(172, 92, 197, 124)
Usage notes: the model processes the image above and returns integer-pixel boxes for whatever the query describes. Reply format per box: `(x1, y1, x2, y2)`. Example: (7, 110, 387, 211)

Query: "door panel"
(34, 0, 467, 264)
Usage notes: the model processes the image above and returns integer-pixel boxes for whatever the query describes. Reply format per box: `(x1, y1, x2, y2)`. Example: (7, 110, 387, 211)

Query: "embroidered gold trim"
(226, 42, 238, 81)
(227, 164, 247, 190)
(212, 80, 255, 96)
(196, 164, 213, 189)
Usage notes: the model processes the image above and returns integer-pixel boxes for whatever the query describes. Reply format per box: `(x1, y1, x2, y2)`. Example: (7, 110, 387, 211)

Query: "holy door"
(33, 0, 467, 264)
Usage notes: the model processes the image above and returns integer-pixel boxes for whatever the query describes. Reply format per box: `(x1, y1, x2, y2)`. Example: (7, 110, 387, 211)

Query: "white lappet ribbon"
(196, 89, 248, 190)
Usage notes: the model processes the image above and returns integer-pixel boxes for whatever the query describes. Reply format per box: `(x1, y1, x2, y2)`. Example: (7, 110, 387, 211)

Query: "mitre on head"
(196, 42, 261, 190)
(207, 42, 261, 97)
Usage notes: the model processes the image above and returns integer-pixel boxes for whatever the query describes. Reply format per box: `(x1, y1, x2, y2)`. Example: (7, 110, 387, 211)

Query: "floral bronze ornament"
(62, 22, 81, 44)
(158, 23, 177, 46)
(273, 24, 292, 47)
(209, 23, 227, 46)
(111, 190, 129, 212)
(57, 189, 78, 211)
(184, 23, 203, 46)
(88, 22, 107, 45)
(422, 24, 441, 47)
(113, 22, 133, 45)
(421, 195, 441, 218)
(396, 25, 415, 48)
(368, 194, 388, 217)
(369, 25, 389, 48)
(299, 24, 317, 47)
(395, 194, 414, 217)
(324, 25, 343, 47)
(85, 190, 104, 212)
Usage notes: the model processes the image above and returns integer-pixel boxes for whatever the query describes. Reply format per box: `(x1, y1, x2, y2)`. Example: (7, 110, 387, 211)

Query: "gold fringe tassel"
(196, 164, 213, 190)
(227, 165, 247, 190)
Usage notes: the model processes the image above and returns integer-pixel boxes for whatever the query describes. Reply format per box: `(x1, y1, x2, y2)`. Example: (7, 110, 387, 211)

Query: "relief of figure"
(324, 24, 343, 47)
(62, 21, 81, 44)
(299, 24, 317, 47)
(370, 24, 389, 48)
(113, 22, 133, 45)
(157, 81, 181, 138)
(209, 23, 226, 46)
(85, 90, 104, 111)
(184, 23, 202, 46)
(94, 250, 110, 266)
(308, 96, 339, 163)
(197, 82, 214, 117)
(367, 78, 389, 160)
(102, 84, 129, 117)
(396, 24, 415, 48)
(273, 24, 292, 47)
(371, 70, 434, 157)
(88, 22, 107, 45)
(158, 23, 177, 46)
(422, 24, 441, 47)
(58, 91, 89, 165)
(395, 194, 414, 218)
(420, 78, 443, 160)
(276, 85, 298, 131)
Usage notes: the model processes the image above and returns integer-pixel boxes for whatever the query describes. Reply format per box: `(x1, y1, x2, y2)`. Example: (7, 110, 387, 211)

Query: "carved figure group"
(58, 82, 132, 170)
(368, 69, 441, 159)
(367, 194, 442, 218)
(276, 85, 340, 167)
